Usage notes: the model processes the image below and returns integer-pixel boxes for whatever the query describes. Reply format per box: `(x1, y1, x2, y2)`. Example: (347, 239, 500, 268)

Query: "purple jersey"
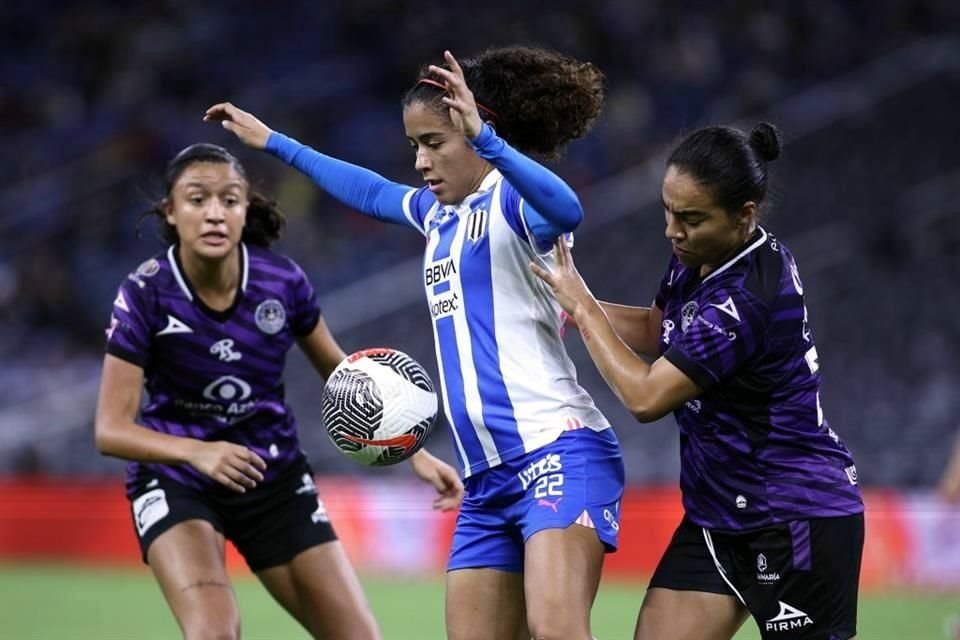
(104, 243, 321, 495)
(655, 228, 863, 531)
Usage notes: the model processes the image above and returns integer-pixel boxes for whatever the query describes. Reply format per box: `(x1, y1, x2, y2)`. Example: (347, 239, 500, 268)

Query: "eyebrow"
(182, 181, 244, 190)
(408, 132, 445, 142)
(662, 198, 709, 217)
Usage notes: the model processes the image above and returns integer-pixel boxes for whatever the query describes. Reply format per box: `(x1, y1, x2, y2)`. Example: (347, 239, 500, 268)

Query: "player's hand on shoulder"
(204, 102, 273, 150)
(410, 449, 464, 511)
(187, 440, 267, 493)
(530, 237, 597, 320)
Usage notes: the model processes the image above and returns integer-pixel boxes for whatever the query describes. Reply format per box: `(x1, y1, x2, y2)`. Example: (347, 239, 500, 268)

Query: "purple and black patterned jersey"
(104, 243, 321, 495)
(655, 228, 863, 531)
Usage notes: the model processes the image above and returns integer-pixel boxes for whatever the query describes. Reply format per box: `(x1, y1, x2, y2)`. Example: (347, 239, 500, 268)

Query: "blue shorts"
(448, 428, 624, 573)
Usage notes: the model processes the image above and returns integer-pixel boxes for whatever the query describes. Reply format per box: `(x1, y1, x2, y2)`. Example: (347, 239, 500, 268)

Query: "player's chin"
(191, 237, 239, 260)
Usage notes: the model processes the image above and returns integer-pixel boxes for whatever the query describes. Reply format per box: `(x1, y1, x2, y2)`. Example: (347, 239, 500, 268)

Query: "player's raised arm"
(206, 102, 416, 227)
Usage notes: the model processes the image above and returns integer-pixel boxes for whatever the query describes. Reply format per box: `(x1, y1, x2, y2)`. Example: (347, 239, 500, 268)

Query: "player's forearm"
(598, 302, 659, 357)
(469, 123, 582, 232)
(573, 302, 657, 419)
(95, 419, 196, 465)
(265, 132, 412, 225)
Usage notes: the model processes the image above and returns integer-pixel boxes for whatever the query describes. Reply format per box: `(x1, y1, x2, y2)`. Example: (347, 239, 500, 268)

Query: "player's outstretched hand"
(428, 50, 483, 140)
(204, 102, 273, 150)
(410, 449, 464, 511)
(530, 238, 597, 320)
(188, 440, 267, 493)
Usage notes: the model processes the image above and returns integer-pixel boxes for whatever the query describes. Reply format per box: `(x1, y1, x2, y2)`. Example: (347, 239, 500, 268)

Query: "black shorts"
(649, 513, 864, 640)
(128, 459, 337, 572)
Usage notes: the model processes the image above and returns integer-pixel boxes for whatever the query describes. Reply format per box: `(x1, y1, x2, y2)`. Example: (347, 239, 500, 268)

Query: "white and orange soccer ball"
(321, 348, 438, 465)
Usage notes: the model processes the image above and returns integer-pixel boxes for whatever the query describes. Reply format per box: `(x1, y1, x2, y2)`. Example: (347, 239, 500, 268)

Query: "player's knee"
(527, 612, 590, 640)
(182, 620, 240, 640)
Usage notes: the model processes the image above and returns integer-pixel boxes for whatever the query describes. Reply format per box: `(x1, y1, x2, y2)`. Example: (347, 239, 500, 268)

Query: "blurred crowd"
(2, 0, 959, 480)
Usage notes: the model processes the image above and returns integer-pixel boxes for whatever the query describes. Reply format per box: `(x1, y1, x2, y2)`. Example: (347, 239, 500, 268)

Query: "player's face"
(661, 166, 754, 274)
(165, 162, 248, 261)
(403, 102, 490, 204)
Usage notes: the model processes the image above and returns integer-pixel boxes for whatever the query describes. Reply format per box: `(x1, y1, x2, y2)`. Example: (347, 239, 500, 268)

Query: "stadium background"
(2, 1, 959, 638)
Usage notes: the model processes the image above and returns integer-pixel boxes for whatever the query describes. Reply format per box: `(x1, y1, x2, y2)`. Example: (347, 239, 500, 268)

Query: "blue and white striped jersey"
(401, 170, 610, 477)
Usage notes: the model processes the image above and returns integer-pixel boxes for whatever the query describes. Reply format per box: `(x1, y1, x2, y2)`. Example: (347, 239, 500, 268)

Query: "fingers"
(203, 102, 235, 122)
(244, 448, 268, 471)
(554, 238, 570, 266)
(433, 487, 464, 511)
(444, 50, 462, 75)
(529, 261, 554, 286)
(216, 471, 248, 493)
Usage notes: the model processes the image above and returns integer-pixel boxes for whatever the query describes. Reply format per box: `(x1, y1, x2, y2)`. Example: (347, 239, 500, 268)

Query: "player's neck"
(699, 225, 758, 278)
(178, 246, 241, 309)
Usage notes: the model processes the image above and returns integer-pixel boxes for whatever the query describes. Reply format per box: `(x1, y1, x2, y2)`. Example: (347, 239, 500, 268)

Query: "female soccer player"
(531, 123, 865, 640)
(207, 46, 624, 640)
(94, 142, 463, 640)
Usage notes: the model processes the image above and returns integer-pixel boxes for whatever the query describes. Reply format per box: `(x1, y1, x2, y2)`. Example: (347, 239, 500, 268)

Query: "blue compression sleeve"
(265, 132, 413, 226)
(469, 123, 583, 243)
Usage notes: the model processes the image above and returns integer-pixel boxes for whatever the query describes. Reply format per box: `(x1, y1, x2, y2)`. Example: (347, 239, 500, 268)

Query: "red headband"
(418, 78, 500, 121)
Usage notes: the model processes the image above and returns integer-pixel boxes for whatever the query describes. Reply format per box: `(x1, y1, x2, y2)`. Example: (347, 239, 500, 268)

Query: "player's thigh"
(523, 524, 605, 640)
(147, 519, 240, 639)
(637, 517, 748, 640)
(256, 541, 380, 640)
(635, 587, 747, 640)
(446, 568, 527, 640)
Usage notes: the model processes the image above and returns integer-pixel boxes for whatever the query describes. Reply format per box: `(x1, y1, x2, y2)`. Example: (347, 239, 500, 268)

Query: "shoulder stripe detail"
(401, 188, 425, 235)
(240, 242, 249, 291)
(167, 245, 193, 301)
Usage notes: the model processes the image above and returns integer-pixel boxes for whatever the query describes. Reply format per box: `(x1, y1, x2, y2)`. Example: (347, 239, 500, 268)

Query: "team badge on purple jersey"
(654, 228, 863, 530)
(105, 243, 322, 495)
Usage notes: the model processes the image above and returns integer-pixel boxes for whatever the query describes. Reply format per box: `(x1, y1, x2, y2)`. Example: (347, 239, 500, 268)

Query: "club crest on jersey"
(255, 299, 285, 335)
(681, 301, 699, 332)
(466, 207, 488, 242)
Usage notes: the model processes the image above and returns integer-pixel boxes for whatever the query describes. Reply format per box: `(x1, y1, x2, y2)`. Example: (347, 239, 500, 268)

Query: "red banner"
(2, 477, 958, 589)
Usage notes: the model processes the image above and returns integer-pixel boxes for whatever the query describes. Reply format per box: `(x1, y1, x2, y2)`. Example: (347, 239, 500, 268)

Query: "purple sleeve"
(104, 279, 154, 368)
(289, 262, 322, 336)
(663, 287, 769, 390)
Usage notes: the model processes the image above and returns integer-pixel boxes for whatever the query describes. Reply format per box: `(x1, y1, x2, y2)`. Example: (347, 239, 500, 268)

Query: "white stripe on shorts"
(702, 528, 747, 606)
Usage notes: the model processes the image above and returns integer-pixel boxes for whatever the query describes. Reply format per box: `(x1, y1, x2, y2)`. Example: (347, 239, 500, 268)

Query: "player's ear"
(161, 197, 176, 225)
(737, 201, 757, 228)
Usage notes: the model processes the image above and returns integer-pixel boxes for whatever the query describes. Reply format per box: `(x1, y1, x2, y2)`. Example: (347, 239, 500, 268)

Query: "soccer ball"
(321, 348, 438, 465)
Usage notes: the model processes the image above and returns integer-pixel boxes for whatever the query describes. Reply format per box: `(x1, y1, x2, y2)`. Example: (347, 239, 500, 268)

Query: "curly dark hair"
(140, 142, 285, 247)
(403, 46, 605, 160)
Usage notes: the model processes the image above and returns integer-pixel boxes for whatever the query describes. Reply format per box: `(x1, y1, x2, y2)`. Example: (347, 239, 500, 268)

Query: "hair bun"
(748, 122, 781, 162)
